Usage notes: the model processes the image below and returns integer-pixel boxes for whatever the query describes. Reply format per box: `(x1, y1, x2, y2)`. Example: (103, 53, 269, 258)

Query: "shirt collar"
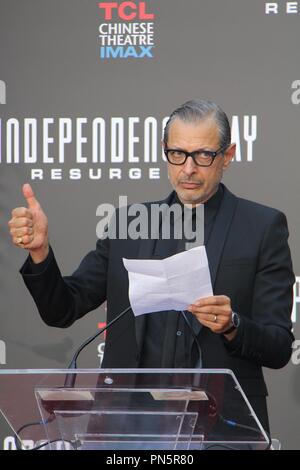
(172, 184, 223, 213)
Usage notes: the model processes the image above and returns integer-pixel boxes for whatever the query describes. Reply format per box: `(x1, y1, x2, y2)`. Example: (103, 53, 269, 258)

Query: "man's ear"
(223, 143, 236, 170)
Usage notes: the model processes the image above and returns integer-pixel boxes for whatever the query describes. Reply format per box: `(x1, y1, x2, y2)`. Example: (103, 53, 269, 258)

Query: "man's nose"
(182, 156, 198, 176)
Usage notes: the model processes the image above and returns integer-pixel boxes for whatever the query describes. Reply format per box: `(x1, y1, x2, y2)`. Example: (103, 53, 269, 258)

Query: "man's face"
(165, 118, 236, 206)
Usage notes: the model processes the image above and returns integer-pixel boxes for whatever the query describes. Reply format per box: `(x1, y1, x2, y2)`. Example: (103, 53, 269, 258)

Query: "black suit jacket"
(20, 184, 295, 431)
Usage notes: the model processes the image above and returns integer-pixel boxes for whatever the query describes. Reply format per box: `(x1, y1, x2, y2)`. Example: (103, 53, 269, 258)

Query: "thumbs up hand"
(8, 184, 49, 263)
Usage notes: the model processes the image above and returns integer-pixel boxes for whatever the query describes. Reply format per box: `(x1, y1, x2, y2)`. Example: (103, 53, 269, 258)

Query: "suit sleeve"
(224, 211, 295, 369)
(20, 237, 109, 328)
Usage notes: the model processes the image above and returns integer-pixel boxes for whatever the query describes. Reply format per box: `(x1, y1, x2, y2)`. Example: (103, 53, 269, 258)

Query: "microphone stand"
(64, 305, 132, 387)
(14, 305, 132, 450)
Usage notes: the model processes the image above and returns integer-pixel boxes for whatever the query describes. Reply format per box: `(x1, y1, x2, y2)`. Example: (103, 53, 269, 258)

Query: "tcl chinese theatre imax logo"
(97, 1, 156, 59)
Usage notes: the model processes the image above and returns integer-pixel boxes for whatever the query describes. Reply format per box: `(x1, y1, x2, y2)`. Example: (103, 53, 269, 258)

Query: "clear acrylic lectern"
(0, 368, 270, 450)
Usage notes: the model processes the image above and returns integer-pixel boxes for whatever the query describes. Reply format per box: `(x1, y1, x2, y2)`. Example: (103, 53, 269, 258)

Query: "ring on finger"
(213, 314, 217, 322)
(16, 236, 23, 245)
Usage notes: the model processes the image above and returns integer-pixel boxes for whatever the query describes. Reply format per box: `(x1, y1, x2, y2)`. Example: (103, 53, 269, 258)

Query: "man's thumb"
(22, 183, 40, 209)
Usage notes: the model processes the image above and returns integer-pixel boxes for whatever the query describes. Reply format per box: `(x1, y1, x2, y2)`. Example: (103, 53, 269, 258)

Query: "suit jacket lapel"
(206, 185, 239, 288)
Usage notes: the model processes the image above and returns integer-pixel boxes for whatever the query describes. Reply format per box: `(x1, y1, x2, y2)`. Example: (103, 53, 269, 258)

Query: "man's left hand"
(187, 295, 235, 335)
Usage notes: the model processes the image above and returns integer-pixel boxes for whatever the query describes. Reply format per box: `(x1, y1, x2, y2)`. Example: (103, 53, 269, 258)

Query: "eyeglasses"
(164, 146, 228, 167)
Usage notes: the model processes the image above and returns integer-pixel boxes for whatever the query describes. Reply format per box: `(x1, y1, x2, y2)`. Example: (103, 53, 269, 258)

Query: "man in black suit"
(8, 99, 294, 436)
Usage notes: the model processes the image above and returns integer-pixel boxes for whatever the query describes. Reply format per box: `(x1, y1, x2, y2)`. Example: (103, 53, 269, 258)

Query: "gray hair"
(163, 99, 231, 149)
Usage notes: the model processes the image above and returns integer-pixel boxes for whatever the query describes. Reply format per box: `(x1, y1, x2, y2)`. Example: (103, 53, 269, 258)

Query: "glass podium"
(0, 368, 271, 450)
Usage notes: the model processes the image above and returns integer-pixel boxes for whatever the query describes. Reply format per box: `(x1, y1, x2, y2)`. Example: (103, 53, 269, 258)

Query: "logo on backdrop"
(98, 341, 106, 366)
(98, 1, 156, 60)
(2, 437, 71, 450)
(3, 437, 34, 451)
(265, 2, 299, 14)
(97, 320, 106, 366)
(291, 80, 300, 105)
(0, 114, 257, 181)
(0, 340, 6, 366)
(0, 80, 6, 104)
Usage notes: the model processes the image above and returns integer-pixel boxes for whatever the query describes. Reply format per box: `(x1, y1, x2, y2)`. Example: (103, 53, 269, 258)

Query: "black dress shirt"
(140, 185, 224, 368)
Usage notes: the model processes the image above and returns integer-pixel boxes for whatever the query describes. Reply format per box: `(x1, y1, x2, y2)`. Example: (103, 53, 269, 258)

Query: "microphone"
(20, 306, 133, 450)
(64, 305, 132, 387)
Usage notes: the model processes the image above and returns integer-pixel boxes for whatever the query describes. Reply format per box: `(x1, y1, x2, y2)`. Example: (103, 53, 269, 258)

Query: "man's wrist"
(222, 311, 240, 336)
(30, 245, 49, 264)
(223, 328, 238, 341)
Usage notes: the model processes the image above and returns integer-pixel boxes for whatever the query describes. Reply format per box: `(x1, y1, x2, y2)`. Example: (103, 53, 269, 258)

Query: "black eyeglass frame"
(164, 145, 228, 167)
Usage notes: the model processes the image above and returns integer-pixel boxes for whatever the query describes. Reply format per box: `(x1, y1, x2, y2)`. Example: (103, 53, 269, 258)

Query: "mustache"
(178, 179, 203, 185)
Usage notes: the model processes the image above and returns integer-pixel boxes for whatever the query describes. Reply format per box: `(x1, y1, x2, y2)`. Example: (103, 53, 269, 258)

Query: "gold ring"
(213, 314, 217, 322)
(16, 237, 23, 245)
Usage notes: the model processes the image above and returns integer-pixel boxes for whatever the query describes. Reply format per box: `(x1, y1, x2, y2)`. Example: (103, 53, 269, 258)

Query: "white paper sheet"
(123, 246, 213, 316)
